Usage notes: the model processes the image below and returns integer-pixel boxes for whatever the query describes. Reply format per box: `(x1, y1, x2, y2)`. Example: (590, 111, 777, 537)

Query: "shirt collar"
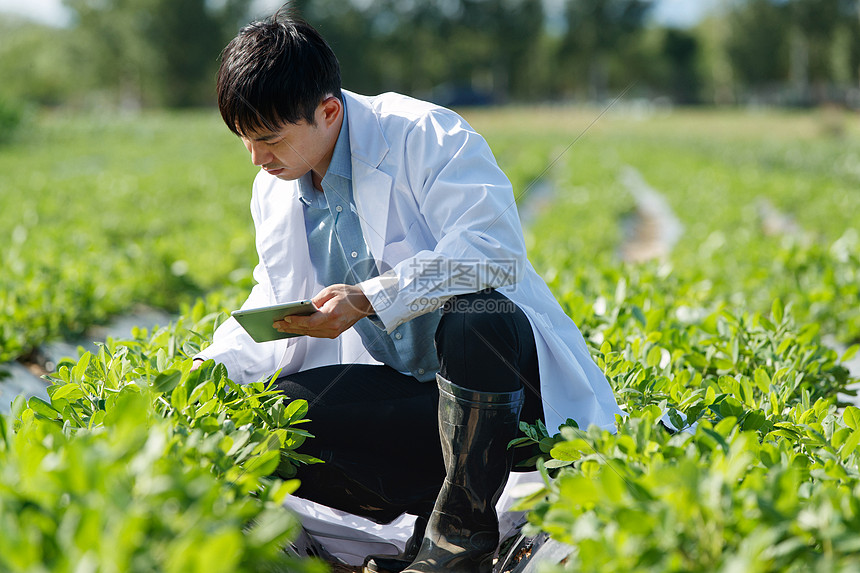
(297, 172, 320, 207)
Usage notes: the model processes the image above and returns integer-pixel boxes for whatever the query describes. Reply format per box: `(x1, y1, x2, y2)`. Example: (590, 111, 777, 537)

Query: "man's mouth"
(263, 166, 285, 176)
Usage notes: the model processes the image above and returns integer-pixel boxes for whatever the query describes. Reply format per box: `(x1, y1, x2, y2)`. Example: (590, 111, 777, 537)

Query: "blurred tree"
(299, 0, 546, 104)
(459, 0, 545, 101)
(693, 11, 736, 105)
(371, 0, 453, 96)
(557, 0, 652, 100)
(726, 0, 790, 94)
(0, 18, 82, 106)
(726, 0, 860, 104)
(787, 0, 860, 102)
(148, 0, 224, 107)
(297, 0, 383, 94)
(62, 0, 253, 108)
(662, 28, 701, 104)
(23, 0, 860, 110)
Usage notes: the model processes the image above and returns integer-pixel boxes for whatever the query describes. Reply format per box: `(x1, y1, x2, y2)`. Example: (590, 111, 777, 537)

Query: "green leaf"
(155, 348, 168, 372)
(213, 311, 228, 333)
(840, 428, 860, 461)
(538, 437, 556, 453)
(197, 415, 220, 433)
(759, 443, 780, 467)
(580, 459, 601, 478)
(632, 306, 647, 327)
(89, 410, 106, 429)
(197, 398, 218, 418)
(753, 368, 771, 393)
(272, 479, 301, 502)
(646, 346, 663, 368)
(771, 298, 784, 323)
(62, 404, 86, 428)
(284, 399, 308, 425)
(549, 441, 584, 462)
(832, 427, 852, 449)
(11, 394, 27, 420)
(227, 430, 251, 457)
(741, 409, 767, 432)
(28, 396, 60, 420)
(181, 340, 200, 358)
(171, 384, 188, 412)
(243, 449, 281, 477)
(841, 345, 859, 364)
(700, 428, 729, 453)
(718, 397, 744, 419)
(844, 406, 860, 431)
(247, 508, 295, 546)
(195, 359, 216, 381)
(188, 380, 213, 405)
(536, 457, 551, 485)
(797, 323, 819, 345)
(776, 338, 793, 355)
(71, 352, 91, 382)
(103, 389, 149, 429)
(50, 383, 85, 402)
(152, 369, 182, 394)
(704, 386, 716, 406)
(714, 416, 737, 436)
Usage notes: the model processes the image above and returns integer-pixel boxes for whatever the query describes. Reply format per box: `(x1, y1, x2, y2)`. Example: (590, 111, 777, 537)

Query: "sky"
(650, 0, 720, 28)
(0, 0, 719, 29)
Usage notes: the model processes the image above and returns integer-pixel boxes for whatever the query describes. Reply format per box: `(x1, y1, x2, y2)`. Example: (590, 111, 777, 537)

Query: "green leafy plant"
(517, 400, 860, 572)
(3, 106, 860, 571)
(0, 300, 325, 573)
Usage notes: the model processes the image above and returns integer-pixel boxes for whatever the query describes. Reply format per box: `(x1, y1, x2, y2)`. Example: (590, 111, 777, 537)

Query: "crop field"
(1, 105, 859, 571)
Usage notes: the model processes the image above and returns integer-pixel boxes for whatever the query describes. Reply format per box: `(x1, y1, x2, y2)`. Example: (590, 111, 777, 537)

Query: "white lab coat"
(200, 90, 622, 433)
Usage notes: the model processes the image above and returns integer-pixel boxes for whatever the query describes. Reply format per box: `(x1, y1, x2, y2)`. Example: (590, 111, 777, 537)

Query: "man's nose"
(248, 141, 271, 166)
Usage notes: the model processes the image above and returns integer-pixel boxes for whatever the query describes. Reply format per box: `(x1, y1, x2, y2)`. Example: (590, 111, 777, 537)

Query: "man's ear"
(318, 96, 342, 129)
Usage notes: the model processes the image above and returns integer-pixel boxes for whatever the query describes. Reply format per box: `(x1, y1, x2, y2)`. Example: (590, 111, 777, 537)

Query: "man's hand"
(273, 284, 374, 339)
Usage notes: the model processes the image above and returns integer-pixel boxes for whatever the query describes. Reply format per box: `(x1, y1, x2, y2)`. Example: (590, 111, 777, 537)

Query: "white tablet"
(231, 300, 317, 343)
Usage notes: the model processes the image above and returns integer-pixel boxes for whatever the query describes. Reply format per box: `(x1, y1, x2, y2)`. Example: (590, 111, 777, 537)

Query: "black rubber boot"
(362, 515, 428, 573)
(403, 374, 524, 573)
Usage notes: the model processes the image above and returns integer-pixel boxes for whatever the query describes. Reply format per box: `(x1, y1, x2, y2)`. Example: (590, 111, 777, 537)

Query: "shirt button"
(351, 251, 358, 258)
(394, 332, 403, 340)
(335, 205, 343, 212)
(417, 368, 425, 375)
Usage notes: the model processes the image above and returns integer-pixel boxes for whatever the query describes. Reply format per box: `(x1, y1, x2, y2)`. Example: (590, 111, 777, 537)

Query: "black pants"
(274, 289, 542, 523)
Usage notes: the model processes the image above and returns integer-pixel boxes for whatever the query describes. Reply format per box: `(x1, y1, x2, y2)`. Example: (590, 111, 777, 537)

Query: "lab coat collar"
(342, 90, 393, 263)
(343, 90, 388, 168)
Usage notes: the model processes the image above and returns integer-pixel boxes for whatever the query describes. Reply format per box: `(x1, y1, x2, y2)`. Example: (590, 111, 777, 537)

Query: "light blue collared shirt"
(299, 101, 440, 381)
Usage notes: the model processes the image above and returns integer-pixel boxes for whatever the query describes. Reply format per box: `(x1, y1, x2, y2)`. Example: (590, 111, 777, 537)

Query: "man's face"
(240, 118, 328, 181)
(238, 97, 342, 183)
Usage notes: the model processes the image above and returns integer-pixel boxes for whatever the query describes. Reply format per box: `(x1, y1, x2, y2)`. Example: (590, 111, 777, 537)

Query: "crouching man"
(194, 7, 622, 573)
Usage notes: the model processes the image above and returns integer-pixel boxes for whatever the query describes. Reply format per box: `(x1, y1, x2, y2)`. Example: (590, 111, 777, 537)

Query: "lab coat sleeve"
(194, 190, 283, 383)
(358, 109, 529, 332)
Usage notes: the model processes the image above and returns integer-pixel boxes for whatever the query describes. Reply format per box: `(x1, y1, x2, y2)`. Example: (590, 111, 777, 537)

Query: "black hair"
(216, 5, 342, 136)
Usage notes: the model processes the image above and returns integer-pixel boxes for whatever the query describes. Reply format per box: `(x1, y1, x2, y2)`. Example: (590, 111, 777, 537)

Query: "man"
(194, 8, 622, 573)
